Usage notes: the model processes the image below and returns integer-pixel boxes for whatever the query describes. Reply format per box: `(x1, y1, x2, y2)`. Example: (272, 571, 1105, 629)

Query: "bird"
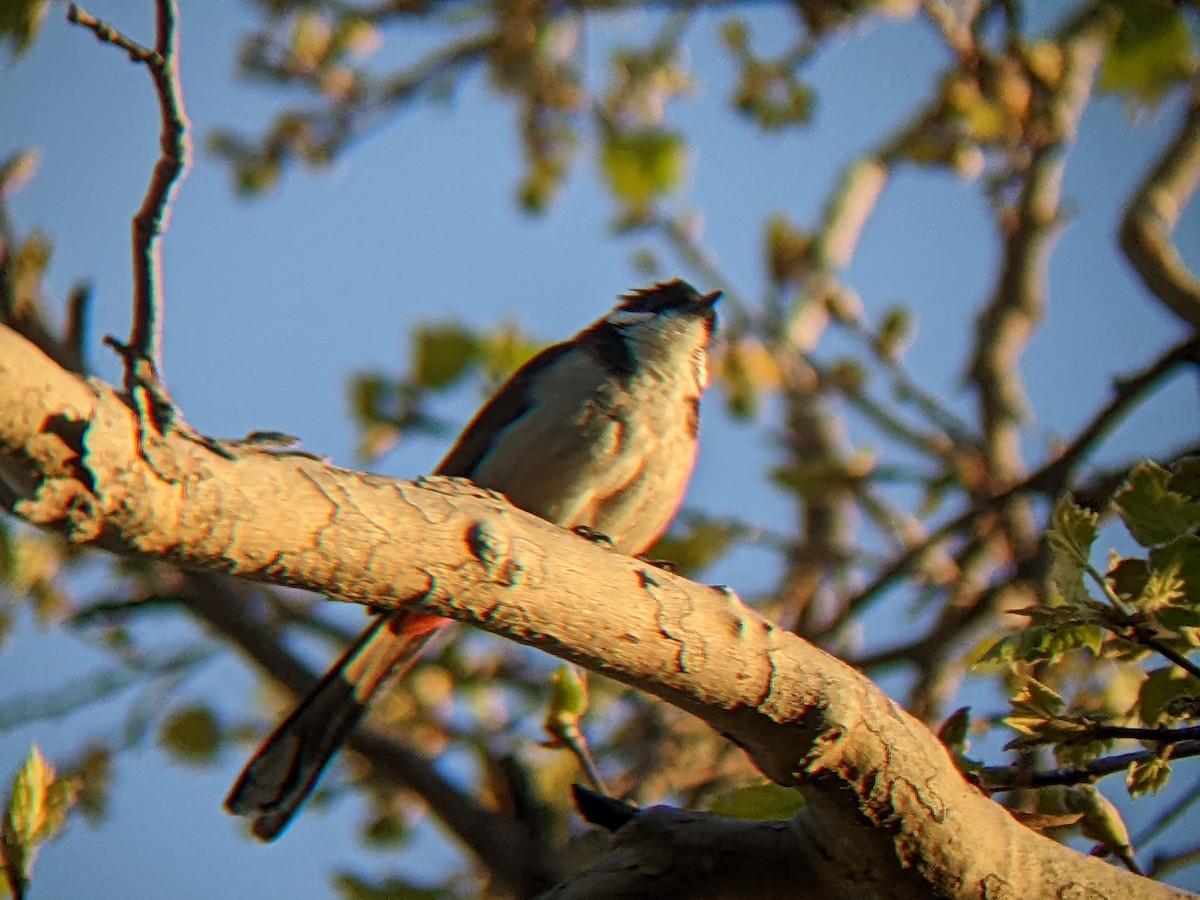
(226, 279, 722, 840)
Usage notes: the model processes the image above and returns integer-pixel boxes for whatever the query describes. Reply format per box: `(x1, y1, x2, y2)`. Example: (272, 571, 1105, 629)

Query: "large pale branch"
(0, 324, 1182, 899)
(1119, 88, 1200, 333)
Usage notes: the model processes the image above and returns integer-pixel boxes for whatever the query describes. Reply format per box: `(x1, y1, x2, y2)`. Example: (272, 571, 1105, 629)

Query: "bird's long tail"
(225, 610, 448, 841)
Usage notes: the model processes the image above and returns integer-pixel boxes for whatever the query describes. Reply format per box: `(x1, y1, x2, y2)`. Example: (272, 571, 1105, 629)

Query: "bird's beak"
(700, 290, 723, 308)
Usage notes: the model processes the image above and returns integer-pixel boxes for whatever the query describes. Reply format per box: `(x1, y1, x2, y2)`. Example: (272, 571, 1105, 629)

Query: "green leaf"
(1099, 0, 1196, 109)
(876, 305, 914, 362)
(1148, 535, 1200, 609)
(158, 706, 220, 766)
(647, 515, 743, 578)
(937, 706, 970, 749)
(1046, 496, 1098, 607)
(0, 521, 11, 583)
(2, 746, 77, 900)
(1114, 462, 1200, 548)
(1138, 666, 1200, 725)
(936, 707, 980, 772)
(764, 214, 811, 285)
(1016, 678, 1066, 718)
(1127, 752, 1172, 798)
(1152, 602, 1200, 634)
(476, 324, 540, 387)
(981, 623, 1104, 666)
(237, 158, 281, 196)
(1131, 553, 1187, 613)
(828, 358, 867, 395)
(600, 128, 688, 210)
(0, 149, 41, 199)
(1055, 734, 1114, 770)
(1006, 709, 1109, 760)
(717, 337, 781, 419)
(0, 0, 48, 61)
(546, 666, 589, 727)
(976, 632, 1019, 666)
(7, 747, 51, 845)
(707, 781, 803, 820)
(359, 811, 409, 849)
(412, 324, 479, 390)
(1108, 556, 1149, 605)
(349, 372, 391, 425)
(291, 10, 333, 68)
(1168, 457, 1200, 498)
(519, 157, 566, 213)
(733, 63, 814, 132)
(720, 18, 749, 55)
(64, 747, 111, 826)
(11, 231, 52, 309)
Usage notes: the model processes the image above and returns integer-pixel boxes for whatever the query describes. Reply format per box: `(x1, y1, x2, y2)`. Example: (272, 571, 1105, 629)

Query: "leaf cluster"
(982, 461, 1200, 798)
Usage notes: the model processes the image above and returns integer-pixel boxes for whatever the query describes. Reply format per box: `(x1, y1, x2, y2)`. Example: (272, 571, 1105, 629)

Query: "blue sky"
(2, 1, 1198, 896)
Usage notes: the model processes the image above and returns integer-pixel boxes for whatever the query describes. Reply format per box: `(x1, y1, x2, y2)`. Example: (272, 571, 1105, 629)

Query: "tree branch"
(834, 333, 1200, 624)
(1119, 87, 1200, 333)
(965, 11, 1108, 478)
(979, 741, 1200, 793)
(0, 324, 1182, 898)
(67, 1, 191, 409)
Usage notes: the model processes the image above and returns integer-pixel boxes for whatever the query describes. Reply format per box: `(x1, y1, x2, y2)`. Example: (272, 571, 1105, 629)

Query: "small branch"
(222, 31, 498, 190)
(66, 5, 162, 64)
(1023, 336, 1200, 498)
(1085, 724, 1200, 745)
(836, 312, 975, 446)
(965, 24, 1104, 480)
(1148, 842, 1200, 882)
(978, 740, 1200, 792)
(572, 784, 638, 832)
(1134, 630, 1200, 683)
(852, 555, 1044, 672)
(0, 645, 213, 731)
(652, 211, 750, 319)
(836, 335, 1200, 624)
(67, 1, 192, 412)
(62, 281, 91, 374)
(829, 373, 951, 460)
(1119, 87, 1200, 333)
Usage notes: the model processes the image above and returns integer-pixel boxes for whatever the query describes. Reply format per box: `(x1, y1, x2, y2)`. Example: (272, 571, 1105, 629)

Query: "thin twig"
(836, 313, 975, 446)
(1148, 842, 1200, 882)
(64, 281, 90, 374)
(226, 31, 498, 187)
(1084, 724, 1200, 745)
(68, 1, 192, 404)
(835, 335, 1200, 625)
(1022, 336, 1200, 497)
(1135, 631, 1200, 683)
(66, 5, 162, 64)
(977, 740, 1200, 792)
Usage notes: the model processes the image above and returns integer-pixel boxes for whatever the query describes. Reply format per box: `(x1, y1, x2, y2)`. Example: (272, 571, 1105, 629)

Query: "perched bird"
(226, 279, 722, 840)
